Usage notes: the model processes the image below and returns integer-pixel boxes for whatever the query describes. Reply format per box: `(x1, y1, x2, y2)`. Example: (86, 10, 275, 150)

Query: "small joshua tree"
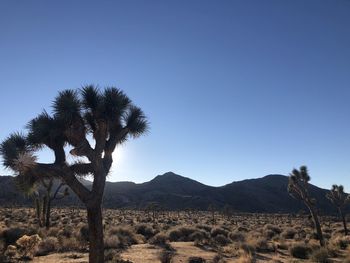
(288, 166, 325, 246)
(15, 175, 68, 228)
(0, 86, 148, 263)
(326, 184, 349, 235)
(208, 203, 216, 224)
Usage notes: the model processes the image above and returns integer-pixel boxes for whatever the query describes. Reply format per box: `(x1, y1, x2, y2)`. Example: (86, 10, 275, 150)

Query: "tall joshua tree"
(288, 166, 325, 246)
(0, 86, 148, 263)
(326, 185, 349, 235)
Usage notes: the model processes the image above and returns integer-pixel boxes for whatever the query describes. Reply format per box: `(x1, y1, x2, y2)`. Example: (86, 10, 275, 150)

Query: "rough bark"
(339, 208, 348, 236)
(308, 205, 325, 246)
(45, 199, 51, 229)
(35, 198, 42, 227)
(87, 203, 104, 263)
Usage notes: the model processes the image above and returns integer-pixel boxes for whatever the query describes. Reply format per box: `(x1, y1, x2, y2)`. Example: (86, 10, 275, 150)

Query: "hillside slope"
(0, 172, 338, 214)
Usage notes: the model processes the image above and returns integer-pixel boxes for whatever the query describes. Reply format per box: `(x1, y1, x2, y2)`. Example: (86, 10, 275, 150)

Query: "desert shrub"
(237, 226, 248, 232)
(289, 243, 311, 259)
(58, 225, 74, 238)
(248, 237, 272, 252)
(168, 226, 197, 241)
(323, 232, 331, 240)
(159, 250, 175, 263)
(36, 237, 59, 256)
(263, 224, 281, 234)
(264, 229, 275, 239)
(58, 237, 80, 251)
(47, 227, 60, 237)
(196, 225, 212, 232)
(236, 253, 254, 263)
(4, 245, 17, 259)
(211, 227, 229, 238)
(239, 242, 255, 255)
(104, 249, 119, 262)
(107, 226, 138, 248)
(214, 234, 231, 246)
(212, 254, 226, 263)
(281, 227, 297, 239)
(189, 230, 210, 242)
(309, 247, 330, 263)
(79, 224, 89, 242)
(2, 227, 36, 246)
(16, 234, 42, 259)
(332, 235, 350, 250)
(188, 256, 206, 263)
(105, 235, 121, 249)
(276, 239, 288, 250)
(229, 231, 245, 242)
(0, 237, 4, 251)
(135, 223, 156, 239)
(149, 233, 169, 247)
(104, 250, 132, 263)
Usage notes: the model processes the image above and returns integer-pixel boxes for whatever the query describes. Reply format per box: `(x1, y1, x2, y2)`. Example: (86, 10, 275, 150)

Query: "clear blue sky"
(0, 0, 350, 190)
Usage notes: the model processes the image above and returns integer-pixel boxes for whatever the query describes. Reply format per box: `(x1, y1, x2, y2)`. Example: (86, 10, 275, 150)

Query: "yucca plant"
(15, 173, 68, 229)
(327, 184, 349, 235)
(0, 86, 149, 263)
(288, 166, 325, 246)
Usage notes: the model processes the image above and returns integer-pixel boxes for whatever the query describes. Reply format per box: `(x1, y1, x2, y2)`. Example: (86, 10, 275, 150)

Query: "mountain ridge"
(0, 172, 341, 214)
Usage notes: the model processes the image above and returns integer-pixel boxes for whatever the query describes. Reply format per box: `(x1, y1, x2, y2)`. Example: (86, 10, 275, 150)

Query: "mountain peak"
(151, 172, 187, 182)
(262, 174, 287, 179)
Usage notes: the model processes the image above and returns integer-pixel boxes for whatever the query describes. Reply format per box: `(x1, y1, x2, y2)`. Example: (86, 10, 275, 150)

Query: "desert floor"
(1, 208, 349, 262)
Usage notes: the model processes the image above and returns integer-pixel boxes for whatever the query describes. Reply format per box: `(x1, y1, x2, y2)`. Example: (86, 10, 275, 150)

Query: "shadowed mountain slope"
(0, 172, 340, 214)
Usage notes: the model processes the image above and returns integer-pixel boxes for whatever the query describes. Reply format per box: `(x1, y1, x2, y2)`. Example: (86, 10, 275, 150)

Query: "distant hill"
(0, 172, 341, 214)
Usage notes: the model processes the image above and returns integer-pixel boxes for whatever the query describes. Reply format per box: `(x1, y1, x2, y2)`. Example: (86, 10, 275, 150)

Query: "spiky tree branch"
(327, 184, 349, 235)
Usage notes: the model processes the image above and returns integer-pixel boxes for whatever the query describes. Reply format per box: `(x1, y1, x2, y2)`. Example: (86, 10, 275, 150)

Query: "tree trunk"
(45, 199, 51, 229)
(339, 208, 348, 236)
(42, 195, 48, 226)
(35, 198, 42, 227)
(308, 206, 325, 246)
(87, 203, 104, 263)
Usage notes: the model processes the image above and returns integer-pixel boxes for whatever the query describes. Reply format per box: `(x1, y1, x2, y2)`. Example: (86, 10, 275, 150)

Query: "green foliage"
(52, 90, 81, 124)
(1, 227, 37, 246)
(0, 133, 28, 169)
(289, 243, 311, 259)
(124, 105, 149, 138)
(309, 247, 330, 263)
(26, 111, 66, 150)
(168, 226, 197, 241)
(327, 184, 349, 208)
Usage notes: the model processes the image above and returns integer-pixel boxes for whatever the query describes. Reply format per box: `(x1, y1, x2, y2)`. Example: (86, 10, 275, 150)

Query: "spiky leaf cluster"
(326, 184, 349, 208)
(26, 111, 66, 150)
(80, 86, 148, 140)
(288, 166, 315, 205)
(0, 86, 149, 175)
(0, 133, 29, 170)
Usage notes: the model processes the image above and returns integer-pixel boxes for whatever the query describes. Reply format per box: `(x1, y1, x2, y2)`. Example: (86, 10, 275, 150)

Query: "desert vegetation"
(0, 88, 349, 262)
(0, 86, 148, 262)
(1, 207, 350, 262)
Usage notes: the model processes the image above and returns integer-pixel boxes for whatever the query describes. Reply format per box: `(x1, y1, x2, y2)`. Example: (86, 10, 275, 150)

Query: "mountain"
(0, 172, 341, 214)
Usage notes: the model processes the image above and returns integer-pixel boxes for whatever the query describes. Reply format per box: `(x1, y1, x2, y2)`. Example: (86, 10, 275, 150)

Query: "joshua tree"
(0, 86, 148, 263)
(42, 179, 69, 229)
(326, 184, 349, 235)
(208, 203, 216, 224)
(145, 202, 160, 221)
(288, 166, 325, 246)
(15, 175, 68, 229)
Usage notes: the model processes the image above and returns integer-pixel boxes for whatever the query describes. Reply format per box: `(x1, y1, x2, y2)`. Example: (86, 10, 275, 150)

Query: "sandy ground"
(32, 252, 88, 263)
(30, 242, 345, 263)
